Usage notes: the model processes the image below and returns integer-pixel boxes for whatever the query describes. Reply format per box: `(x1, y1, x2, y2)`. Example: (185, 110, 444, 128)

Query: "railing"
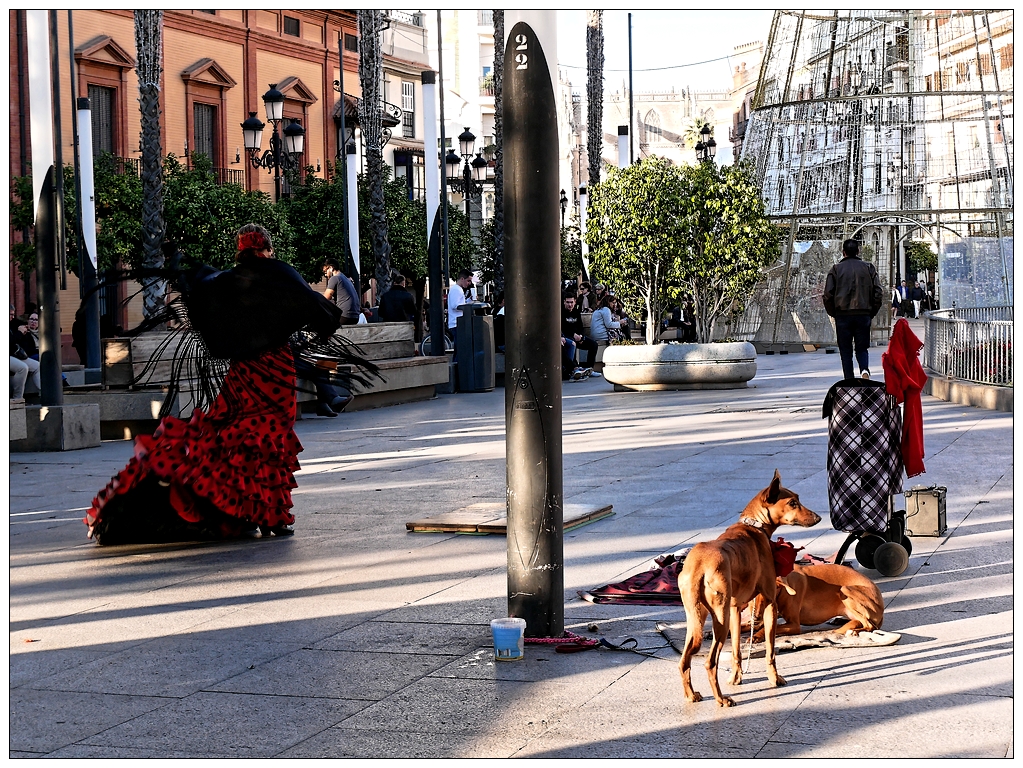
(105, 155, 141, 177)
(922, 306, 1013, 387)
(213, 167, 245, 186)
(479, 74, 495, 97)
(478, 10, 493, 26)
(388, 10, 423, 27)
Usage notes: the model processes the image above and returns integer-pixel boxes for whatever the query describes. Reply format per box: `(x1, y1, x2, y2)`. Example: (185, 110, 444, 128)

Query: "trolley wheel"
(886, 511, 906, 544)
(854, 534, 886, 570)
(873, 541, 909, 577)
(900, 536, 913, 557)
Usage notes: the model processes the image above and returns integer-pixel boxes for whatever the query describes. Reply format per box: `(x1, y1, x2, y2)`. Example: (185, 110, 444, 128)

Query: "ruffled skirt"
(85, 346, 302, 544)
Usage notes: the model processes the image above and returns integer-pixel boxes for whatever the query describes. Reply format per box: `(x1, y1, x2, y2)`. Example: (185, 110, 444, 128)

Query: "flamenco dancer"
(85, 224, 377, 545)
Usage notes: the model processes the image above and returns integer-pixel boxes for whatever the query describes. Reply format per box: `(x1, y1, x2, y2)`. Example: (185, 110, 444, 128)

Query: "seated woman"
(84, 224, 376, 545)
(589, 294, 627, 368)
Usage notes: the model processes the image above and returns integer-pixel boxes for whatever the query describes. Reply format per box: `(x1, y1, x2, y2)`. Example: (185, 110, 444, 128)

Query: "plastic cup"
(490, 617, 527, 661)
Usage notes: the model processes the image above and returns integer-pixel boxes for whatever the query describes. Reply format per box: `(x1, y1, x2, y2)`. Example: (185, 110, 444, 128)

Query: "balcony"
(213, 167, 245, 186)
(98, 155, 140, 177)
(478, 10, 493, 26)
(388, 10, 423, 27)
(479, 74, 495, 97)
(729, 119, 748, 143)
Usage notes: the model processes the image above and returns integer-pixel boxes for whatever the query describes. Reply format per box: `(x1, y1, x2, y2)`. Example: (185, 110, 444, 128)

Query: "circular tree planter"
(601, 341, 757, 391)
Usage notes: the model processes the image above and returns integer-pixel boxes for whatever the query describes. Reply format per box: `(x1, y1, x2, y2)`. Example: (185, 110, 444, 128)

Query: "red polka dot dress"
(85, 345, 302, 540)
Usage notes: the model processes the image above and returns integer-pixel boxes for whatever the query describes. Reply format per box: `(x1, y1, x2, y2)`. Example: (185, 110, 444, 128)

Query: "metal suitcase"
(905, 485, 947, 537)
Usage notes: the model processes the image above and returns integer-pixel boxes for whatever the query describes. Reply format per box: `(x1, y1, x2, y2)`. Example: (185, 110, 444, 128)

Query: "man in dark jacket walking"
(823, 239, 884, 380)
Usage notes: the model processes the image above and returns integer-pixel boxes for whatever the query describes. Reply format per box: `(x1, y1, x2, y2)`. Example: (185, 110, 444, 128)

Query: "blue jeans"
(834, 314, 872, 380)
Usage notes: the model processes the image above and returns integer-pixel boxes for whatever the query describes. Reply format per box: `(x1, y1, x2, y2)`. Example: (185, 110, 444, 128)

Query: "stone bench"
(19, 364, 90, 396)
(10, 399, 27, 441)
(296, 322, 449, 415)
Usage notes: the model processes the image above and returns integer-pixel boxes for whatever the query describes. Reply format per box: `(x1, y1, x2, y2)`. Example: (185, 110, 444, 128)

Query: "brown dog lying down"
(678, 470, 821, 707)
(752, 564, 884, 642)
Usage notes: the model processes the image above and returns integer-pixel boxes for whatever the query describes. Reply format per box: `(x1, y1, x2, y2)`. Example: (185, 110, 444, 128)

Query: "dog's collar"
(739, 516, 765, 529)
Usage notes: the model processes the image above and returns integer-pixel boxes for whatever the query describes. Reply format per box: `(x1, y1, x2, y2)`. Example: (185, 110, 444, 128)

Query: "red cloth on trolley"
(882, 318, 927, 478)
(85, 345, 301, 533)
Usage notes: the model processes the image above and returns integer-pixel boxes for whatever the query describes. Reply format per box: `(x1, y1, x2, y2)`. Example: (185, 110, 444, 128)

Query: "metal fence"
(922, 305, 1013, 386)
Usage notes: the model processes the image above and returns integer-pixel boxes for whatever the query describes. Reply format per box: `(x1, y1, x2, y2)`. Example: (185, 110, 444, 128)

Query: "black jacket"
(561, 305, 585, 339)
(823, 255, 883, 318)
(378, 286, 416, 323)
(180, 257, 342, 360)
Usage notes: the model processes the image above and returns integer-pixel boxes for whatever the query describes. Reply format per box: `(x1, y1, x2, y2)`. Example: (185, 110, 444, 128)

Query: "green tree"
(905, 240, 937, 279)
(280, 164, 348, 281)
(445, 204, 474, 279)
(561, 223, 583, 282)
(162, 154, 294, 273)
(672, 161, 781, 343)
(90, 156, 144, 273)
(10, 158, 143, 278)
(586, 157, 687, 343)
(10, 173, 37, 278)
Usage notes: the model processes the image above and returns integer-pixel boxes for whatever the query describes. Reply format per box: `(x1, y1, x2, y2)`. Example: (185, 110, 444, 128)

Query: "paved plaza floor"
(8, 340, 1013, 758)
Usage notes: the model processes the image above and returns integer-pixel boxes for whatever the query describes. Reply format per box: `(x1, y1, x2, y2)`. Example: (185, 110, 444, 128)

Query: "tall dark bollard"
(427, 209, 445, 357)
(35, 167, 64, 406)
(503, 12, 563, 638)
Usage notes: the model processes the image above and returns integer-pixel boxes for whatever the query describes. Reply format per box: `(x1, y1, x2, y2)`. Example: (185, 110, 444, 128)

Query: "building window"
(283, 15, 300, 36)
(999, 44, 1013, 70)
(643, 110, 661, 143)
(193, 102, 217, 162)
(88, 84, 116, 156)
(344, 33, 359, 52)
(394, 150, 426, 201)
(401, 81, 415, 139)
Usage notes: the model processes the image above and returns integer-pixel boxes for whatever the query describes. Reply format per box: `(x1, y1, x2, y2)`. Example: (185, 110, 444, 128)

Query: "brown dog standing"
(678, 470, 821, 707)
(754, 564, 884, 641)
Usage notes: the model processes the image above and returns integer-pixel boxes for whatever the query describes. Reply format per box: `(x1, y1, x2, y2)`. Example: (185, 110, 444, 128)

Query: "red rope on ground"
(524, 630, 598, 646)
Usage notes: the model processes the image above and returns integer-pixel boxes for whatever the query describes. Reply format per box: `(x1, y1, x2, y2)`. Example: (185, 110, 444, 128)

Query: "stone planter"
(601, 341, 758, 391)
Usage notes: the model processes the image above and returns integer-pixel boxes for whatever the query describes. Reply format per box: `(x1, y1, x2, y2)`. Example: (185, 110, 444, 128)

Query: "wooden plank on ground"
(406, 502, 614, 534)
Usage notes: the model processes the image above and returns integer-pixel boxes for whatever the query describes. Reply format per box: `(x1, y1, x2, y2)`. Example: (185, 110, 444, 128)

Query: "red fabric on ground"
(882, 318, 927, 478)
(85, 345, 302, 532)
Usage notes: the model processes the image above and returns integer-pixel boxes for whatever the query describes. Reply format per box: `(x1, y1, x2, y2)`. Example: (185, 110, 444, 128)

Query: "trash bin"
(456, 302, 495, 392)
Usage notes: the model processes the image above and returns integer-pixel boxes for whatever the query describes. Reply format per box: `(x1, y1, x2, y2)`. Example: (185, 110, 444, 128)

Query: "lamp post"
(694, 123, 717, 164)
(241, 83, 306, 200)
(559, 188, 568, 228)
(445, 126, 492, 234)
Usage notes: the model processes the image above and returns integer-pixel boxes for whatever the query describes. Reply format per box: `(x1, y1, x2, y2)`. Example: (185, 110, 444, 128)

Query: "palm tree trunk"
(358, 10, 392, 298)
(585, 11, 604, 189)
(134, 10, 165, 318)
(492, 10, 505, 292)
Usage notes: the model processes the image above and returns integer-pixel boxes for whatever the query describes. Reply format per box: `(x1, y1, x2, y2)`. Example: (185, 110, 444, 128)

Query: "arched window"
(643, 110, 662, 143)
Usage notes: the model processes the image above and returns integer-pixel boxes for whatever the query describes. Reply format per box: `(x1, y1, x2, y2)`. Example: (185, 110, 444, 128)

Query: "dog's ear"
(766, 470, 782, 504)
(777, 576, 797, 596)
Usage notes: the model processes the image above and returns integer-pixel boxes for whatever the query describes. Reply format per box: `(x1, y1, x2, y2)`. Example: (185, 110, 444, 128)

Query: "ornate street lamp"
(241, 83, 306, 200)
(695, 123, 717, 163)
(445, 126, 494, 226)
(560, 189, 568, 228)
